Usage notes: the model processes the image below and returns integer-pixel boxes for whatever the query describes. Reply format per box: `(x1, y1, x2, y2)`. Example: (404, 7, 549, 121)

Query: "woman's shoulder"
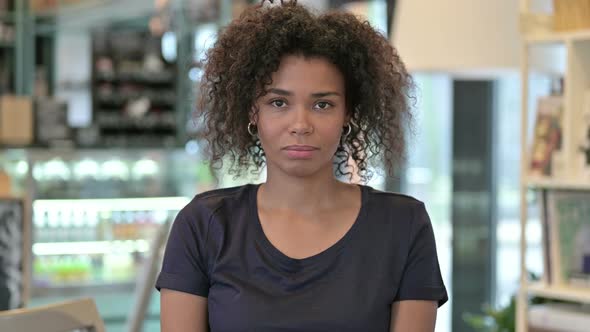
(166, 185, 255, 247)
(193, 184, 253, 202)
(178, 184, 254, 220)
(363, 186, 433, 238)
(364, 185, 425, 211)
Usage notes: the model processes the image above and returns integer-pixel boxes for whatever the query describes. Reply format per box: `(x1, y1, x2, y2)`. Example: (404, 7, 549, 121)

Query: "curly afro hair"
(198, 0, 414, 182)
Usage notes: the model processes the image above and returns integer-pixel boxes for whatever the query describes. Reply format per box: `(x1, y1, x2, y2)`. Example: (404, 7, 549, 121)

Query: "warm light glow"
(16, 161, 29, 175)
(131, 159, 159, 178)
(73, 159, 100, 179)
(100, 159, 129, 180)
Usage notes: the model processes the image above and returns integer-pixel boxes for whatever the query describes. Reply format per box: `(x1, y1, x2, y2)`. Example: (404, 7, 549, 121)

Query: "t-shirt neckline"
(249, 183, 369, 268)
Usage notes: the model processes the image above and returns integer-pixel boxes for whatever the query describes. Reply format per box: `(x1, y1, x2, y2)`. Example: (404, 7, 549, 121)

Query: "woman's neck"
(258, 168, 347, 214)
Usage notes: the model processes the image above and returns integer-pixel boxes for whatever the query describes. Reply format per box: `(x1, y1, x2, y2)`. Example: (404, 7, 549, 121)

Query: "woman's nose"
(289, 106, 314, 136)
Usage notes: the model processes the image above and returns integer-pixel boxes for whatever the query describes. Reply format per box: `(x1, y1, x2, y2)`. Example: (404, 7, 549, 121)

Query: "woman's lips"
(283, 145, 319, 159)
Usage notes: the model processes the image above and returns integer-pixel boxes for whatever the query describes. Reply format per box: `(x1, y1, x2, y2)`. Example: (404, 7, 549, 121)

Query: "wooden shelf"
(525, 29, 590, 45)
(527, 282, 590, 304)
(525, 177, 590, 191)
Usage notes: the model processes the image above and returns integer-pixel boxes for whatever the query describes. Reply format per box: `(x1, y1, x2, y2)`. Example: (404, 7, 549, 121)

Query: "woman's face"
(254, 55, 348, 179)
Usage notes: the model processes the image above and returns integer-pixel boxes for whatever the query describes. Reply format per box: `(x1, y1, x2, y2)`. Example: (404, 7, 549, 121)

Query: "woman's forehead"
(266, 55, 345, 92)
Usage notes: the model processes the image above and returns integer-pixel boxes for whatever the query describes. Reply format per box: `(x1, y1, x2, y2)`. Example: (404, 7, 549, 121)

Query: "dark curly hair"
(197, 0, 414, 182)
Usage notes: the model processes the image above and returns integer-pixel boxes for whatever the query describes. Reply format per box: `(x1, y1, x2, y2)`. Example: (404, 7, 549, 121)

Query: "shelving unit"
(30, 195, 189, 298)
(0, 1, 219, 330)
(0, 146, 215, 331)
(0, 1, 59, 148)
(0, 0, 29, 95)
(91, 26, 179, 148)
(517, 2, 590, 332)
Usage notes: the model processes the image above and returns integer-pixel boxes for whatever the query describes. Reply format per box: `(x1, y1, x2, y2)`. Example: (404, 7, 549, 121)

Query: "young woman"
(156, 1, 447, 331)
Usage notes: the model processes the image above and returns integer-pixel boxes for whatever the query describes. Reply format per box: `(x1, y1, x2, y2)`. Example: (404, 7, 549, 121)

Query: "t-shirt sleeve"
(393, 202, 448, 307)
(155, 204, 211, 297)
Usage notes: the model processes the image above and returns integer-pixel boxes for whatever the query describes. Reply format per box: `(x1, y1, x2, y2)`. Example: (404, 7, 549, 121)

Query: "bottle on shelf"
(97, 210, 113, 241)
(86, 210, 99, 242)
(47, 210, 60, 243)
(72, 209, 85, 241)
(112, 210, 122, 240)
(33, 210, 47, 243)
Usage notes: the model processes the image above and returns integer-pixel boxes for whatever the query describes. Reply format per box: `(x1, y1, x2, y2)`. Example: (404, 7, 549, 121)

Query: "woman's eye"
(315, 101, 332, 110)
(270, 100, 287, 108)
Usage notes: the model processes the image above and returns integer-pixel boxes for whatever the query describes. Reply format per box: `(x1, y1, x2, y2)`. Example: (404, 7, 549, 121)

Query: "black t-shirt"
(156, 184, 448, 332)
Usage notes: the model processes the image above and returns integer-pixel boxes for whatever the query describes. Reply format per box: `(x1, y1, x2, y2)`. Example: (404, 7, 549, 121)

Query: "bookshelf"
(91, 26, 179, 148)
(527, 282, 590, 304)
(517, 2, 590, 332)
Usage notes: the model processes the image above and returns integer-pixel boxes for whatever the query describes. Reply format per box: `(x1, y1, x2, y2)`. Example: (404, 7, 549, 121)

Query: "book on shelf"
(577, 89, 590, 180)
(546, 190, 590, 288)
(529, 303, 590, 332)
(530, 95, 564, 178)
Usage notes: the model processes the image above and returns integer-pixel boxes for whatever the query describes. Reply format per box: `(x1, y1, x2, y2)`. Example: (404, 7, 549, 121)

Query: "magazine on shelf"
(529, 95, 564, 178)
(546, 190, 590, 287)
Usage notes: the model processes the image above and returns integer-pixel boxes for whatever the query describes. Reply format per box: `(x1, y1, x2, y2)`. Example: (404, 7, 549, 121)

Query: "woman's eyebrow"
(311, 91, 341, 98)
(268, 88, 292, 96)
(267, 89, 342, 98)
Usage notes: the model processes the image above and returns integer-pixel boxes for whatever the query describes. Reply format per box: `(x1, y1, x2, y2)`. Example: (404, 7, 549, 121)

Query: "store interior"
(0, 0, 589, 332)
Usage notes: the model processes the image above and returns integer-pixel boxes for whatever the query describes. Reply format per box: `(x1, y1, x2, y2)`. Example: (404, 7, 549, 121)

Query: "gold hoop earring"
(342, 123, 352, 138)
(248, 122, 258, 136)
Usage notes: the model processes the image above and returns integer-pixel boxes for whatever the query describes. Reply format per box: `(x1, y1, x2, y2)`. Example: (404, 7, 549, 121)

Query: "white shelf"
(32, 240, 150, 256)
(525, 32, 569, 44)
(527, 282, 590, 304)
(33, 196, 190, 212)
(525, 29, 590, 45)
(525, 177, 590, 190)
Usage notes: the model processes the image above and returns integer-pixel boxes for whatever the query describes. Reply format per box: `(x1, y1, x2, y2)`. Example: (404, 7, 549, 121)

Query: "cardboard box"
(0, 170, 10, 196)
(0, 95, 33, 145)
(554, 0, 590, 31)
(28, 0, 58, 13)
(29, 0, 84, 13)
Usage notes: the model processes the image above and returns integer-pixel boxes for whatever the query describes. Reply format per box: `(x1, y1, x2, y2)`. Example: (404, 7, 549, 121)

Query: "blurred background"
(1, 1, 588, 332)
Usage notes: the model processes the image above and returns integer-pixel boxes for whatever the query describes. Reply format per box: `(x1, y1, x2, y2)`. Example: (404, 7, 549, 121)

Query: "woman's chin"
(276, 162, 329, 179)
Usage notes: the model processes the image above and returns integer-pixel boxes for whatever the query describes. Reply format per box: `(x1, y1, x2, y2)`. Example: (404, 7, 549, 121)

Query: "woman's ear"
(249, 106, 259, 124)
(344, 111, 351, 125)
